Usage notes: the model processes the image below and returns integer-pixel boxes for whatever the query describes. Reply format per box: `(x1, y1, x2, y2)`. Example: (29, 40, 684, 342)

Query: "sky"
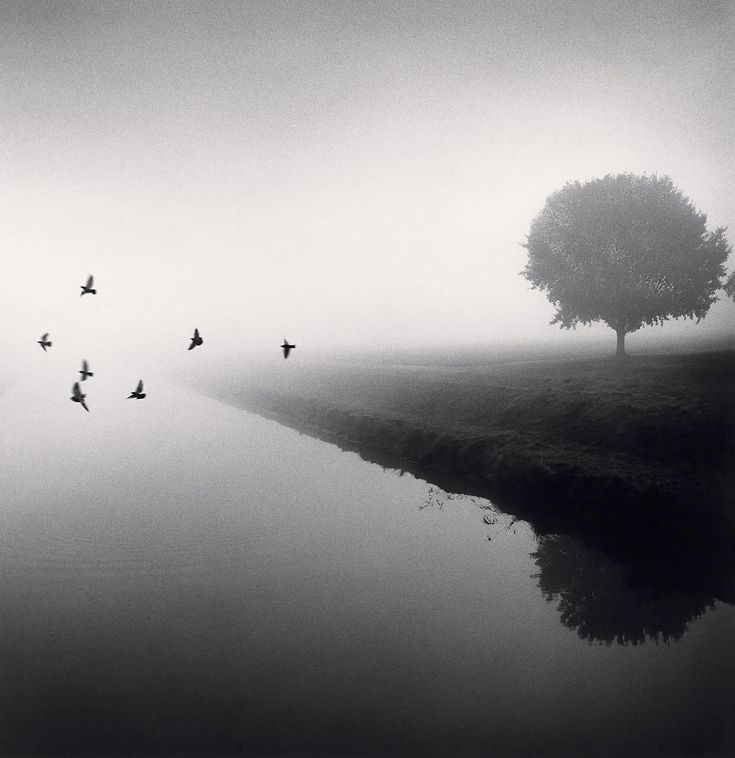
(1, 0, 733, 373)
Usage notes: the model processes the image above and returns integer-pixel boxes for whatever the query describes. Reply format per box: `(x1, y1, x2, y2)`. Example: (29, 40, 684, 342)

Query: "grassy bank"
(198, 349, 735, 597)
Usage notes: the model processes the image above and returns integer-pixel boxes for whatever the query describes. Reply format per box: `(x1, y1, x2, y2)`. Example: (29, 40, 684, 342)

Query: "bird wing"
(82, 360, 88, 371)
(136, 380, 143, 393)
(86, 275, 94, 288)
(194, 328, 199, 339)
(72, 382, 82, 399)
(81, 399, 89, 412)
(41, 333, 49, 341)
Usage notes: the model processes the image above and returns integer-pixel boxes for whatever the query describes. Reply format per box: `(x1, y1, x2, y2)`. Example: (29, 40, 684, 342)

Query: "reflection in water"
(231, 390, 734, 652)
(420, 485, 482, 514)
(420, 484, 727, 646)
(421, 485, 519, 540)
(531, 533, 715, 646)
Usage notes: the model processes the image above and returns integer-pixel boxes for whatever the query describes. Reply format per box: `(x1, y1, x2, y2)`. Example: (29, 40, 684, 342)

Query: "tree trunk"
(616, 329, 626, 358)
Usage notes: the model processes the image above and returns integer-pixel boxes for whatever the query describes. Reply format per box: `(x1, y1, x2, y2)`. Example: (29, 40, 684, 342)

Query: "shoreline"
(195, 349, 735, 603)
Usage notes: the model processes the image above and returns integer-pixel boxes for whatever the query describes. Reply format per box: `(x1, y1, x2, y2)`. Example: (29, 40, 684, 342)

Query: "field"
(197, 349, 735, 600)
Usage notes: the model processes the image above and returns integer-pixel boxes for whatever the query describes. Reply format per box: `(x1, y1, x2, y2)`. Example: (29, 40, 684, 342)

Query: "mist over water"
(0, 379, 733, 755)
(2, 2, 735, 755)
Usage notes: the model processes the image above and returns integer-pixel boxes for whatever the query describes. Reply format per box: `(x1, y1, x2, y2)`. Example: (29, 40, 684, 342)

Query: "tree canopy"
(724, 270, 735, 301)
(522, 174, 731, 355)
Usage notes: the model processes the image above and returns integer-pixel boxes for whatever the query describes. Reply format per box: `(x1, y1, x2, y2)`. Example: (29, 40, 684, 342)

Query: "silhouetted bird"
(128, 379, 146, 399)
(38, 333, 52, 351)
(79, 360, 93, 381)
(71, 382, 89, 412)
(281, 339, 296, 359)
(80, 275, 96, 296)
(188, 328, 203, 350)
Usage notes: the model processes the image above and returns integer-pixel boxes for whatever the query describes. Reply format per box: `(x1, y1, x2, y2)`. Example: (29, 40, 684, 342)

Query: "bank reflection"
(530, 533, 717, 645)
(421, 483, 733, 645)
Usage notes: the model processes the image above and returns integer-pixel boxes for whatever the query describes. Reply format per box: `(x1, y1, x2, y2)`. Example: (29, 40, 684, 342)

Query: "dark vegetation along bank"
(201, 349, 735, 605)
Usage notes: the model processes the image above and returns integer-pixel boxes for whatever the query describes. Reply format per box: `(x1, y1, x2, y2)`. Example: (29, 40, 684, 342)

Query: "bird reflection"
(530, 533, 715, 645)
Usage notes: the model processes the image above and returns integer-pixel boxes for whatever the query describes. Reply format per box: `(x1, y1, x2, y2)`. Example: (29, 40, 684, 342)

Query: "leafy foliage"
(522, 174, 731, 336)
(724, 270, 735, 301)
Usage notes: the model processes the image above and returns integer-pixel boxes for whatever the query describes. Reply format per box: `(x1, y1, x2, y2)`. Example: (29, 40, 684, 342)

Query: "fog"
(2, 6, 734, 753)
(1, 0, 734, 381)
(3, 364, 734, 757)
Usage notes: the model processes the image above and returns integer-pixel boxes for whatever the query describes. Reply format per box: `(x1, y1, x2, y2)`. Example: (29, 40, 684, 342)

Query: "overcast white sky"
(1, 0, 733, 372)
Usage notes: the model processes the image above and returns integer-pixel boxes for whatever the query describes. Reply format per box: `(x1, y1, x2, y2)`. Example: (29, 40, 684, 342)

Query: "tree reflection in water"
(531, 533, 715, 645)
(417, 484, 731, 645)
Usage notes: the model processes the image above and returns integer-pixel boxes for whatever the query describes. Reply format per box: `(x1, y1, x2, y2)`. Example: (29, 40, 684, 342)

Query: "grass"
(195, 348, 735, 600)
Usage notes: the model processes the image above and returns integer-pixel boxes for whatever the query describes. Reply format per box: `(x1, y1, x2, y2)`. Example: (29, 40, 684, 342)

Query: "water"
(1, 376, 733, 756)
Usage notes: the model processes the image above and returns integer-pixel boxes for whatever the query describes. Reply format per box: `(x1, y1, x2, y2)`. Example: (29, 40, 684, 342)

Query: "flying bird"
(281, 339, 296, 359)
(38, 333, 52, 351)
(80, 275, 96, 296)
(71, 382, 89, 412)
(128, 379, 146, 399)
(79, 360, 93, 381)
(188, 328, 203, 350)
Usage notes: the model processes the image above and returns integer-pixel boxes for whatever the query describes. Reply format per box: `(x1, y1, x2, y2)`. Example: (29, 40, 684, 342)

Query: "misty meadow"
(1, 1, 734, 757)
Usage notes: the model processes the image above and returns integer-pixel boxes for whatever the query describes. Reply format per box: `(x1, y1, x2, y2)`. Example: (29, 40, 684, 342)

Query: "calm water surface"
(1, 376, 733, 756)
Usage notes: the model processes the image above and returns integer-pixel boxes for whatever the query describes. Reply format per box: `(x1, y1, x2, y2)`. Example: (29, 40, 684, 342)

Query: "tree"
(724, 270, 735, 301)
(521, 174, 731, 357)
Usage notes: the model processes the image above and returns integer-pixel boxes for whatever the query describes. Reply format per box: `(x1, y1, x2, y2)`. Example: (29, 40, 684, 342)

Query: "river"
(1, 375, 733, 756)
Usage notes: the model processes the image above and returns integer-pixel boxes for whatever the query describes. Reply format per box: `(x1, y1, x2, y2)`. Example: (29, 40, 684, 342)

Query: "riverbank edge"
(208, 385, 734, 587)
